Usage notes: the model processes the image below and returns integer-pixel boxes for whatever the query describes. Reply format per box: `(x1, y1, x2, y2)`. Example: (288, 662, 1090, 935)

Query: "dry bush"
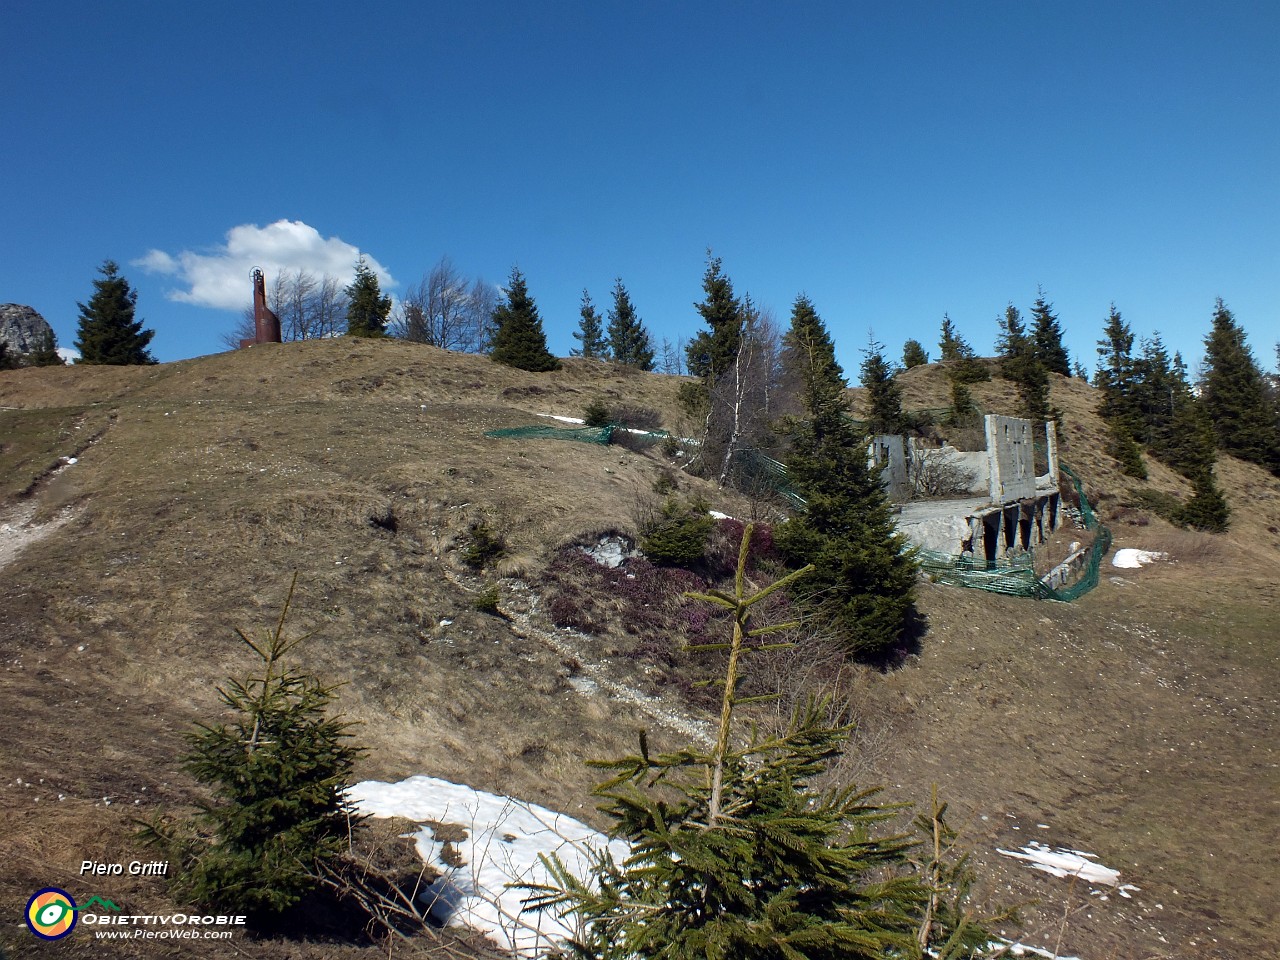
(749, 629, 896, 788)
(1125, 525, 1232, 564)
(908, 446, 979, 499)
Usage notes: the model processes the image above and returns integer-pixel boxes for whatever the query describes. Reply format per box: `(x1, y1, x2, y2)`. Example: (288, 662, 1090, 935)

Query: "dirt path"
(0, 499, 77, 572)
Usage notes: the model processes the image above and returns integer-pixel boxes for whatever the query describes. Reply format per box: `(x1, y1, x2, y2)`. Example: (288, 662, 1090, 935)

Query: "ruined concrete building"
(880, 414, 1063, 564)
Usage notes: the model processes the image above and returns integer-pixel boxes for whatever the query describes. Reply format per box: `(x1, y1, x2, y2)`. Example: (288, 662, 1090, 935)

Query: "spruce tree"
(572, 289, 609, 359)
(943, 379, 980, 428)
(938, 314, 963, 362)
(685, 254, 743, 382)
(74, 260, 156, 365)
(1130, 333, 1179, 449)
(1095, 304, 1137, 426)
(489, 267, 560, 372)
(28, 328, 64, 366)
(162, 578, 364, 917)
(1030, 288, 1070, 376)
(0, 340, 17, 370)
(1179, 470, 1231, 533)
(606, 278, 655, 370)
(996, 303, 1028, 367)
(902, 338, 929, 369)
(777, 300, 918, 658)
(860, 337, 906, 435)
(1104, 419, 1148, 479)
(937, 314, 988, 384)
(344, 257, 391, 337)
(529, 527, 949, 959)
(1200, 299, 1280, 474)
(998, 304, 1054, 425)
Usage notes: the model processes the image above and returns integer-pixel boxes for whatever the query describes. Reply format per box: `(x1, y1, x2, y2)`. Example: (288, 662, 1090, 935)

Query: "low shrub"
(472, 584, 501, 615)
(583, 399, 611, 428)
(461, 521, 505, 569)
(638, 496, 714, 566)
(610, 404, 663, 431)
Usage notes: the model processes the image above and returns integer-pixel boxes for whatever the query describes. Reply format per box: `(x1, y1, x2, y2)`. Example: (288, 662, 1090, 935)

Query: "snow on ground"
(997, 840, 1139, 900)
(578, 534, 636, 568)
(1111, 548, 1170, 569)
(349, 776, 628, 956)
(537, 413, 586, 425)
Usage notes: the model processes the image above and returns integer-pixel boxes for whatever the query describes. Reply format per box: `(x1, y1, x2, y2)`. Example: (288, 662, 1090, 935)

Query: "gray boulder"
(0, 303, 56, 354)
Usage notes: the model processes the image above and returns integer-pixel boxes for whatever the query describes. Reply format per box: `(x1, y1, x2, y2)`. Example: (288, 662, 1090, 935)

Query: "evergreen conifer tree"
(28, 328, 64, 366)
(860, 337, 906, 435)
(943, 380, 980, 428)
(1104, 419, 1148, 479)
(1200, 299, 1280, 474)
(489, 267, 560, 372)
(344, 256, 391, 337)
(776, 300, 918, 658)
(902, 339, 929, 369)
(1178, 470, 1231, 533)
(1095, 304, 1137, 426)
(998, 304, 1054, 424)
(938, 314, 963, 362)
(1030, 288, 1070, 376)
(685, 254, 743, 382)
(572, 289, 609, 359)
(606, 279, 655, 370)
(74, 260, 156, 365)
(996, 304, 1028, 366)
(937, 314, 988, 383)
(0, 340, 17, 370)
(529, 527, 996, 959)
(161, 578, 364, 917)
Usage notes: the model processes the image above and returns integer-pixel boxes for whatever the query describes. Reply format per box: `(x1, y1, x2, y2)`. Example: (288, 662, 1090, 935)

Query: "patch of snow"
(998, 840, 1122, 886)
(578, 535, 636, 568)
(989, 939, 1082, 960)
(708, 510, 734, 520)
(350, 776, 627, 956)
(1111, 548, 1169, 569)
(537, 413, 585, 425)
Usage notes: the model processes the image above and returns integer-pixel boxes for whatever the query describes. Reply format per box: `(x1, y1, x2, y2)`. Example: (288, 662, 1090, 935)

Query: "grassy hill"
(1, 339, 1277, 959)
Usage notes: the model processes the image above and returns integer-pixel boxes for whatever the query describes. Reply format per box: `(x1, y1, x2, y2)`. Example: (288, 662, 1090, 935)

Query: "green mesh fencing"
(485, 422, 673, 447)
(919, 460, 1111, 601)
(485, 423, 616, 444)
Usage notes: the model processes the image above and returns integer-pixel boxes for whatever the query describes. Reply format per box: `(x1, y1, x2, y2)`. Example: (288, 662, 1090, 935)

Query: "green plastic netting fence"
(917, 460, 1110, 601)
(485, 422, 676, 447)
(485, 423, 617, 444)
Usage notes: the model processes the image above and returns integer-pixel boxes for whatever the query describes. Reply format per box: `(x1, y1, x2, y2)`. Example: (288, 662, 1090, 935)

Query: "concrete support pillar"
(984, 414, 1001, 503)
(1045, 420, 1059, 482)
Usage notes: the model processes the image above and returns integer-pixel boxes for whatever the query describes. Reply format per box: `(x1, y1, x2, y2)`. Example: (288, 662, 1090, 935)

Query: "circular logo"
(26, 887, 78, 940)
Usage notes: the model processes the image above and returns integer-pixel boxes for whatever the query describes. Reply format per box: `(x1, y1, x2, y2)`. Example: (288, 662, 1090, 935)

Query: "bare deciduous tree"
(711, 299, 783, 487)
(395, 257, 496, 353)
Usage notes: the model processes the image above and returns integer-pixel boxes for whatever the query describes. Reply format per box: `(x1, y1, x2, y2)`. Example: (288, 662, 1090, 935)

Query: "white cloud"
(134, 220, 395, 310)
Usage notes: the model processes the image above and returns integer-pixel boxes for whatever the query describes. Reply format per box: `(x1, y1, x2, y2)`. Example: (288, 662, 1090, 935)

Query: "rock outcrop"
(0, 304, 56, 354)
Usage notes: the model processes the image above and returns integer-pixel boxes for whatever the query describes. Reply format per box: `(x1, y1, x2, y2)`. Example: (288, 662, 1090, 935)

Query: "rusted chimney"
(239, 268, 282, 348)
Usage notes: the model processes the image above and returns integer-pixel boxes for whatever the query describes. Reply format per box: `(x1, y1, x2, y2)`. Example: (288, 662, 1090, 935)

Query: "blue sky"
(4, 1, 1277, 374)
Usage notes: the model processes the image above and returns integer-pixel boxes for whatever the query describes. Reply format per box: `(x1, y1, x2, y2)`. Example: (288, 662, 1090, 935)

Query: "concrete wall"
(985, 414, 1036, 502)
(868, 434, 909, 501)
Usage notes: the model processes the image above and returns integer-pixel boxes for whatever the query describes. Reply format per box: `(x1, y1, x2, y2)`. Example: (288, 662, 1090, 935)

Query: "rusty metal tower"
(239, 268, 282, 348)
